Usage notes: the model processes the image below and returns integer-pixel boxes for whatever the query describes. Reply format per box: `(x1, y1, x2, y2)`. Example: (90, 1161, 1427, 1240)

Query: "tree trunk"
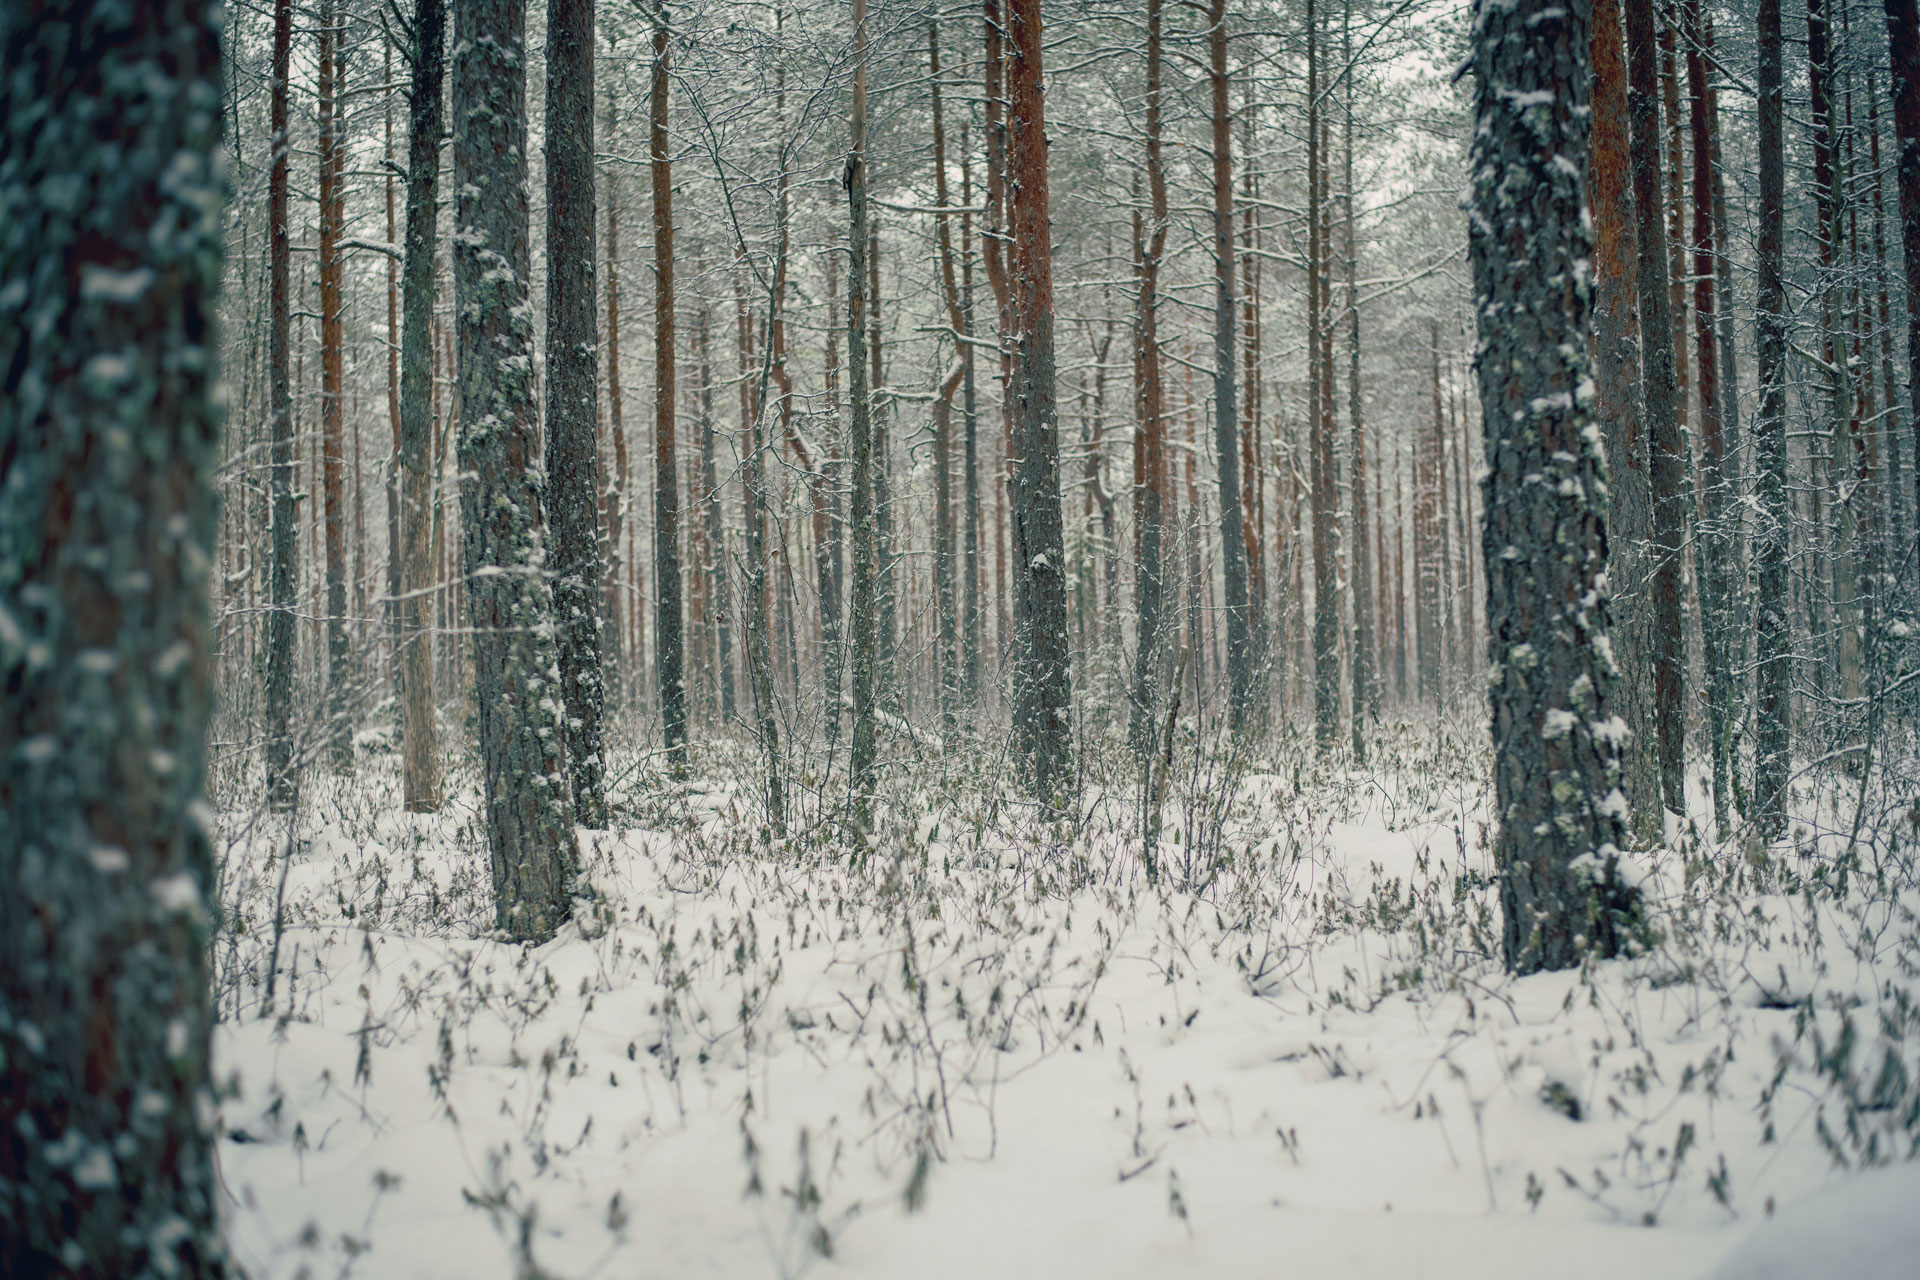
(1753, 0, 1792, 835)
(319, 0, 352, 769)
(1623, 0, 1687, 817)
(0, 0, 229, 1267)
(1130, 0, 1170, 762)
(451, 0, 580, 941)
(931, 19, 962, 735)
(1683, 0, 1735, 834)
(544, 0, 609, 819)
(1888, 0, 1920, 565)
(1418, 325, 1442, 700)
(1344, 3, 1372, 755)
(647, 2, 686, 766)
(601, 71, 629, 713)
(848, 0, 879, 804)
(961, 128, 984, 712)
(267, 0, 297, 808)
(819, 260, 846, 744)
(1207, 0, 1252, 732)
(397, 0, 445, 813)
(385, 38, 403, 677)
(1589, 0, 1658, 842)
(1807, 0, 1854, 696)
(695, 300, 734, 721)
(1004, 0, 1073, 796)
(1241, 86, 1268, 689)
(1307, 7, 1341, 746)
(1466, 0, 1632, 973)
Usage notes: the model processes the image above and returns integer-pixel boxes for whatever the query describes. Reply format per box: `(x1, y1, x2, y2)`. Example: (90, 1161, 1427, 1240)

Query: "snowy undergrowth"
(207, 716, 1920, 1279)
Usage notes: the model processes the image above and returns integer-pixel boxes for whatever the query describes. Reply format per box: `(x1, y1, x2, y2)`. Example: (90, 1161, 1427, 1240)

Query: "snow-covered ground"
(207, 721, 1920, 1279)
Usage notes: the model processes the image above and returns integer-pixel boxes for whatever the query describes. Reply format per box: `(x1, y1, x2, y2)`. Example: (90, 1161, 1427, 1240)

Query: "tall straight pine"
(545, 0, 610, 820)
(452, 0, 580, 941)
(1, 0, 230, 1270)
(1466, 0, 1633, 973)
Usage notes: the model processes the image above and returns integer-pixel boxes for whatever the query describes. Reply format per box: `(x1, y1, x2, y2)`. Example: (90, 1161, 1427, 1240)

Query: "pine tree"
(1753, 0, 1793, 835)
(1623, 0, 1687, 818)
(266, 0, 298, 809)
(1466, 0, 1632, 973)
(451, 0, 580, 941)
(1, 0, 230, 1267)
(546, 0, 611, 818)
(1207, 0, 1253, 731)
(397, 0, 446, 813)
(648, 0, 687, 769)
(1005, 0, 1073, 796)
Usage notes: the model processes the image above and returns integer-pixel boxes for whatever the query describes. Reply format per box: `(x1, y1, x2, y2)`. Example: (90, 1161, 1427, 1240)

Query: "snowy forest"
(4, 0, 1920, 1273)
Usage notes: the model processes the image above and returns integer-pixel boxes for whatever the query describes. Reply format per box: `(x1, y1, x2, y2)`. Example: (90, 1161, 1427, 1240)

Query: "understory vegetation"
(206, 707, 1920, 1278)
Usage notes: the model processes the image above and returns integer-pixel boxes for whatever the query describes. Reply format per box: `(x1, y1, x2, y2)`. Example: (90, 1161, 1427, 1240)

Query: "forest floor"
(207, 714, 1920, 1279)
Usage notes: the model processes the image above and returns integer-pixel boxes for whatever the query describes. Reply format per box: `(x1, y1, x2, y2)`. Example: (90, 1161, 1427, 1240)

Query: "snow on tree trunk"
(647, 0, 687, 773)
(1207, 0, 1253, 734)
(451, 0, 580, 942)
(545, 0, 611, 818)
(0, 1, 230, 1269)
(1588, 0, 1659, 844)
(1130, 0, 1170, 764)
(1884, 0, 1920, 572)
(1622, 0, 1687, 819)
(398, 0, 445, 814)
(1752, 0, 1793, 836)
(1465, 0, 1633, 973)
(267, 0, 298, 809)
(1005, 0, 1074, 798)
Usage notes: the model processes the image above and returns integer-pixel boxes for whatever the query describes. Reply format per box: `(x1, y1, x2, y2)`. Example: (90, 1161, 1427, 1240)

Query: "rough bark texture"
(848, 0, 879, 804)
(1005, 0, 1073, 796)
(1589, 0, 1657, 842)
(267, 0, 297, 808)
(1886, 0, 1920, 568)
(545, 0, 609, 818)
(1130, 0, 1170, 762)
(1207, 0, 1253, 731)
(1344, 6, 1372, 756)
(695, 302, 734, 721)
(451, 0, 580, 941)
(1753, 0, 1792, 835)
(1622, 0, 1686, 817)
(1683, 0, 1734, 833)
(1308, 6, 1341, 746)
(961, 132, 984, 712)
(319, 0, 353, 770)
(649, 2, 686, 767)
(0, 0, 230, 1269)
(1466, 0, 1632, 973)
(931, 20, 962, 735)
(603, 75, 632, 713)
(398, 0, 445, 813)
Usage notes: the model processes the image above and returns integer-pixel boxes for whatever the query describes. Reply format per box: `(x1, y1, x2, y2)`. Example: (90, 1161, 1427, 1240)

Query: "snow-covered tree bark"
(648, 0, 687, 770)
(545, 0, 610, 818)
(1588, 0, 1658, 843)
(1885, 0, 1920, 567)
(398, 0, 445, 814)
(848, 0, 879, 805)
(1207, 0, 1253, 732)
(1004, 0, 1073, 796)
(1752, 0, 1792, 836)
(451, 0, 580, 941)
(266, 0, 298, 809)
(0, 0, 230, 1268)
(1622, 0, 1687, 818)
(1130, 0, 1170, 763)
(1466, 0, 1633, 973)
